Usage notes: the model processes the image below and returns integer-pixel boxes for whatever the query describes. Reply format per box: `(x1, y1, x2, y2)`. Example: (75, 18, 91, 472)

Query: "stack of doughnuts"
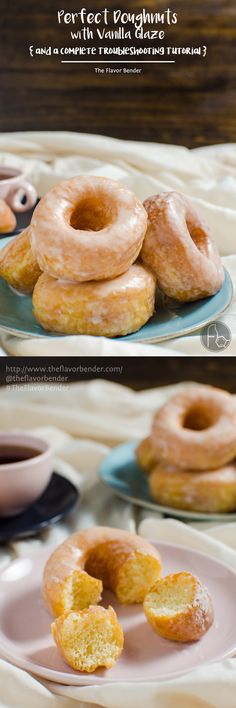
(136, 384, 236, 513)
(0, 176, 156, 334)
(0, 177, 224, 335)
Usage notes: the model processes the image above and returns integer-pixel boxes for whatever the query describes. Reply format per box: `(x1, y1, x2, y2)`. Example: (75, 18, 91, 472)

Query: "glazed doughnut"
(43, 526, 162, 617)
(32, 264, 156, 337)
(0, 227, 41, 294)
(51, 606, 124, 672)
(0, 198, 16, 234)
(141, 192, 224, 301)
(148, 462, 236, 513)
(30, 176, 147, 282)
(144, 573, 214, 642)
(151, 385, 236, 470)
(136, 436, 157, 474)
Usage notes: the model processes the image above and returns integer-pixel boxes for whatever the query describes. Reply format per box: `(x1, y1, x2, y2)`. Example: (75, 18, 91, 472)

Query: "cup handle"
(7, 181, 37, 213)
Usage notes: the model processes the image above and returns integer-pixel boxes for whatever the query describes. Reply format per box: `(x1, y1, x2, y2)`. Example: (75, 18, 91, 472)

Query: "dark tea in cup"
(0, 445, 41, 465)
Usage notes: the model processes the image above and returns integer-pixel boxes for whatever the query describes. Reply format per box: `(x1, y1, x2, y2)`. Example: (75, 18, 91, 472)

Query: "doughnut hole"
(53, 550, 161, 614)
(70, 191, 118, 232)
(182, 404, 218, 431)
(186, 213, 209, 256)
(85, 543, 161, 604)
(188, 227, 208, 254)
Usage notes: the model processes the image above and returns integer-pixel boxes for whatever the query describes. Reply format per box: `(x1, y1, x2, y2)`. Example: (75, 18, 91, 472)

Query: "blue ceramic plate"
(0, 236, 233, 343)
(99, 441, 236, 522)
(0, 473, 79, 542)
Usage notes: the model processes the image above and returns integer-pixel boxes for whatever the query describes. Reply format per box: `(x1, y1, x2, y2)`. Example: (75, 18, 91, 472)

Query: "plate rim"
(0, 236, 233, 343)
(0, 540, 236, 685)
(122, 268, 233, 343)
(99, 440, 236, 522)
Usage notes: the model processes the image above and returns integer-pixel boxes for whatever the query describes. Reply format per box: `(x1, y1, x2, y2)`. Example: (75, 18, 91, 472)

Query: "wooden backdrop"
(1, 0, 236, 146)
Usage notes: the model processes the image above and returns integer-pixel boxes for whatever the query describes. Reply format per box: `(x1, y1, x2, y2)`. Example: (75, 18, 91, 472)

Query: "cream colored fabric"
(0, 334, 178, 357)
(0, 381, 236, 708)
(0, 131, 236, 356)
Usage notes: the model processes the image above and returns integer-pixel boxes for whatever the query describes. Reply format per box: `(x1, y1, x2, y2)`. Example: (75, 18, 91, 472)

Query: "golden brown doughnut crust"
(32, 264, 156, 337)
(43, 526, 162, 616)
(152, 385, 236, 471)
(141, 191, 224, 301)
(0, 227, 41, 293)
(144, 572, 214, 642)
(136, 437, 157, 474)
(0, 199, 16, 234)
(149, 462, 236, 513)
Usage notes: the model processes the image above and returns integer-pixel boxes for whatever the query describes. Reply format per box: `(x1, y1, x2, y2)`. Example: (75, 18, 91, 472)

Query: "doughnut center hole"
(70, 193, 116, 231)
(183, 405, 214, 431)
(186, 217, 208, 255)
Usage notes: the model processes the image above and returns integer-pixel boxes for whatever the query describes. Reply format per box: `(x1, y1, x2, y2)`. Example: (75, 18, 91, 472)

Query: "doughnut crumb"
(144, 572, 214, 642)
(51, 605, 124, 672)
(115, 551, 162, 604)
(59, 570, 103, 615)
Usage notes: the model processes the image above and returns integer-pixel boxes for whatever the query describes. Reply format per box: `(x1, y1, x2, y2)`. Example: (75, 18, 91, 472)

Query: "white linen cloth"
(0, 380, 236, 708)
(0, 131, 236, 356)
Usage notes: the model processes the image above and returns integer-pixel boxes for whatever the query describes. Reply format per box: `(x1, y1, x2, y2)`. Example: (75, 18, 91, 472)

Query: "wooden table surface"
(1, 0, 236, 147)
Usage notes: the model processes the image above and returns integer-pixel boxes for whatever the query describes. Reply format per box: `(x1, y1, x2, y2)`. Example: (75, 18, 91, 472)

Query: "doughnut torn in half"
(51, 605, 124, 673)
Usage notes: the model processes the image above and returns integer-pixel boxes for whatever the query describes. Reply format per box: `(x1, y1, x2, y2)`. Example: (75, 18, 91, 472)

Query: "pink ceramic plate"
(0, 541, 235, 685)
